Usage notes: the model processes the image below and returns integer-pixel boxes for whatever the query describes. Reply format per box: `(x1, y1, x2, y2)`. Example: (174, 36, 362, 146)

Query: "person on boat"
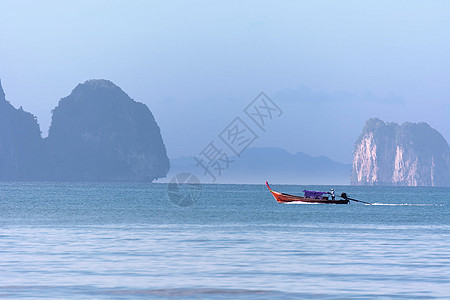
(329, 189, 335, 200)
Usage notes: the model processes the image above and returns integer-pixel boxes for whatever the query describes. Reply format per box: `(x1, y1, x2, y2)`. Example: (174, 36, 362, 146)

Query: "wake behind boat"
(265, 182, 349, 204)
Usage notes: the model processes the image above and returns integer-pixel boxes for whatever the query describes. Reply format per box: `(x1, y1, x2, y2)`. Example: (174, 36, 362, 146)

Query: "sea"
(0, 182, 449, 299)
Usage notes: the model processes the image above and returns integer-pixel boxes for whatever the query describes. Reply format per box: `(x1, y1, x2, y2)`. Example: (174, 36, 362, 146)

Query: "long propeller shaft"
(347, 197, 372, 205)
(340, 192, 371, 205)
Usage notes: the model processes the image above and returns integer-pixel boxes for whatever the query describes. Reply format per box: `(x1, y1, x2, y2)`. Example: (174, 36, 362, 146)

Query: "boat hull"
(265, 182, 349, 204)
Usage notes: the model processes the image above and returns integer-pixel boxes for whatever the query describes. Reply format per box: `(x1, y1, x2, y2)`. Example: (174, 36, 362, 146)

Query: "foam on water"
(285, 201, 321, 205)
(370, 203, 445, 206)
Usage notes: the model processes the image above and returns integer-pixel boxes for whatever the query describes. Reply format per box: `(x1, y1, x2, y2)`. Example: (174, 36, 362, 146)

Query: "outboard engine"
(340, 193, 348, 199)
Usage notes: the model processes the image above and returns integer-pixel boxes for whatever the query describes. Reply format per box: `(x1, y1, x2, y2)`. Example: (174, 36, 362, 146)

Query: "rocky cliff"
(0, 79, 44, 180)
(352, 118, 450, 186)
(0, 79, 169, 182)
(45, 79, 170, 182)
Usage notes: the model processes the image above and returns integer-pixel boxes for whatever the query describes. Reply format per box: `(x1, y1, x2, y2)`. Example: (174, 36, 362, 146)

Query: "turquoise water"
(1, 183, 449, 299)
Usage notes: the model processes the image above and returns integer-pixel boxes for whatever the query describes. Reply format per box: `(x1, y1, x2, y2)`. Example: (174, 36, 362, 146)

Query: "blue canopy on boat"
(303, 190, 328, 199)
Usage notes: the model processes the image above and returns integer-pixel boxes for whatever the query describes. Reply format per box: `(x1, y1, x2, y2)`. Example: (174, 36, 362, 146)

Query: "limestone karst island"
(0, 79, 169, 182)
(352, 118, 450, 187)
(1, 79, 449, 187)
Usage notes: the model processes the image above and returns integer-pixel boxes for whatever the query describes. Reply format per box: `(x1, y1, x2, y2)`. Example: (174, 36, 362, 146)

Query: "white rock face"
(352, 118, 450, 186)
(353, 134, 378, 184)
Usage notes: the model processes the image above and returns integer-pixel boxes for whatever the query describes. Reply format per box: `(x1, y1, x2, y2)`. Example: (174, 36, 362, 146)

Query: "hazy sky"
(1, 0, 449, 163)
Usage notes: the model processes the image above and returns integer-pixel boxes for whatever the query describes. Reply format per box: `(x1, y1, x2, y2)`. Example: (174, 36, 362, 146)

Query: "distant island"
(352, 118, 450, 186)
(169, 147, 351, 185)
(0, 79, 169, 182)
(4, 78, 449, 186)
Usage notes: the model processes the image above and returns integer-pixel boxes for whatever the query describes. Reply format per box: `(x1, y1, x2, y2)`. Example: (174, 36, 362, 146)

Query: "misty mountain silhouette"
(168, 147, 351, 185)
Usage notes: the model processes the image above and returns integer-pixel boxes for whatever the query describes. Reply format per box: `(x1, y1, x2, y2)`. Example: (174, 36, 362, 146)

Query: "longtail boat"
(265, 181, 349, 204)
